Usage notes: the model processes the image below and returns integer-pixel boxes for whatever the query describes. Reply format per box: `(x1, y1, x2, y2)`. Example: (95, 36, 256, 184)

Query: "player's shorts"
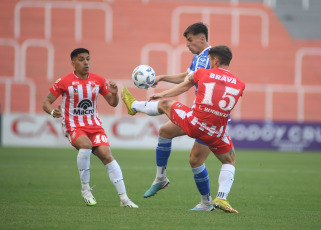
(66, 127, 110, 148)
(195, 138, 207, 145)
(170, 102, 233, 154)
(195, 116, 231, 145)
(190, 104, 209, 146)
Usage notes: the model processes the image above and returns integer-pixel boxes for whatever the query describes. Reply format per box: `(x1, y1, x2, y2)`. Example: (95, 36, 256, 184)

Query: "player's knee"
(158, 100, 169, 106)
(218, 155, 235, 165)
(158, 100, 174, 113)
(78, 141, 92, 149)
(159, 125, 171, 138)
(100, 154, 114, 165)
(226, 153, 236, 165)
(93, 146, 114, 165)
(226, 158, 236, 166)
(189, 156, 203, 168)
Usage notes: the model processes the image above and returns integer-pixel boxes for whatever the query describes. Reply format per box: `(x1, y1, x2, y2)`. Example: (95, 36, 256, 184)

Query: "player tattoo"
(47, 92, 55, 99)
(228, 148, 235, 157)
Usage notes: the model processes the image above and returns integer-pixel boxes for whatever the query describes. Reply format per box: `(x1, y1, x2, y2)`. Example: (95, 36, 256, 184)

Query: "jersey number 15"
(201, 82, 240, 111)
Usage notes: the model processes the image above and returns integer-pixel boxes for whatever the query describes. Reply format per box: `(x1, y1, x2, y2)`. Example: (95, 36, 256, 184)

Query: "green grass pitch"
(0, 146, 320, 230)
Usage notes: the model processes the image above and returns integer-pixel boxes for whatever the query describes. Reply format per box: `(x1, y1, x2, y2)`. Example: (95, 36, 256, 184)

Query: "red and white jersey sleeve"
(193, 67, 245, 136)
(49, 72, 110, 133)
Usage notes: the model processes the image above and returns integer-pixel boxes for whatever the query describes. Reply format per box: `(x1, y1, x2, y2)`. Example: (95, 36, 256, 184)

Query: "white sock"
(202, 193, 213, 204)
(153, 166, 167, 184)
(119, 193, 129, 201)
(132, 101, 160, 116)
(77, 149, 92, 185)
(216, 164, 235, 200)
(105, 160, 126, 195)
(156, 166, 166, 178)
(81, 183, 90, 191)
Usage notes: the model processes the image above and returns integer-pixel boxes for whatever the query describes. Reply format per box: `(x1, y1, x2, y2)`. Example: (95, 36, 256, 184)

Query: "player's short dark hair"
(70, 48, 89, 60)
(183, 22, 208, 41)
(208, 45, 232, 66)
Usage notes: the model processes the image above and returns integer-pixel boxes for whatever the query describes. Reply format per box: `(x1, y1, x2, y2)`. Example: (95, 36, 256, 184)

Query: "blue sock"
(156, 136, 172, 166)
(192, 164, 210, 196)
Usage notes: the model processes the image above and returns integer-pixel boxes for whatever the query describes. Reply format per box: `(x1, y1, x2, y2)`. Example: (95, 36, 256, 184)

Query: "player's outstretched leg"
(121, 87, 161, 116)
(144, 178, 170, 198)
(121, 87, 137, 115)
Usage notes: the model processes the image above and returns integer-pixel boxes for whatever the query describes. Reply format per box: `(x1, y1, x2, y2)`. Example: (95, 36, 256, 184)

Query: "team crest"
(91, 85, 97, 94)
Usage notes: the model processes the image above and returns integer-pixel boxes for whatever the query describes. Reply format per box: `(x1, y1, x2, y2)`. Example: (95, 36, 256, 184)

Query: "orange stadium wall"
(1, 0, 321, 150)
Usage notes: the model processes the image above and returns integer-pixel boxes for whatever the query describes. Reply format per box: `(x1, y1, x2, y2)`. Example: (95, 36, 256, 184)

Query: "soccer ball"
(132, 65, 156, 89)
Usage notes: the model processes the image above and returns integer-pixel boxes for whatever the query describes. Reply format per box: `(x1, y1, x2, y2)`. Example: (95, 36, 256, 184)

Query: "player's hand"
(107, 81, 118, 95)
(151, 75, 162, 88)
(52, 105, 62, 118)
(148, 93, 163, 101)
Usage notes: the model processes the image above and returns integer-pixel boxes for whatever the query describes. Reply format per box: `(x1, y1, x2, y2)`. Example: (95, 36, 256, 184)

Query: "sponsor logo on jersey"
(201, 106, 230, 117)
(199, 57, 207, 63)
(198, 57, 207, 68)
(73, 99, 95, 115)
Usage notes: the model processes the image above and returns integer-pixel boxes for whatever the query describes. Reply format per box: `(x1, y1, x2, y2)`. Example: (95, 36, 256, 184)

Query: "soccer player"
(122, 45, 245, 211)
(143, 22, 213, 199)
(143, 22, 237, 212)
(42, 48, 138, 208)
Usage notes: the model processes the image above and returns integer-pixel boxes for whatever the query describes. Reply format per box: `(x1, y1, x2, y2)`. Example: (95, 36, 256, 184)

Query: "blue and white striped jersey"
(187, 46, 211, 73)
(187, 46, 211, 93)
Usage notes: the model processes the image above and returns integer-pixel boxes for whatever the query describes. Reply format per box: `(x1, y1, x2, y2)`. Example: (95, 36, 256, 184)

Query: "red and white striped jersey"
(192, 67, 245, 138)
(49, 72, 109, 133)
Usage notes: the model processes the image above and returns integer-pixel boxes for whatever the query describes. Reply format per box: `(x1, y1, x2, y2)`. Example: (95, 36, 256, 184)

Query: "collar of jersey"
(73, 71, 90, 79)
(217, 67, 230, 72)
(197, 46, 212, 57)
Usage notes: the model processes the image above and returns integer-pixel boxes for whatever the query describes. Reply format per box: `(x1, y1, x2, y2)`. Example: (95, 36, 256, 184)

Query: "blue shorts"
(195, 138, 207, 145)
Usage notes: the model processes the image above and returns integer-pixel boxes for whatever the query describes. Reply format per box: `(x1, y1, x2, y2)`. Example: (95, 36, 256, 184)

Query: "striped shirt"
(187, 46, 211, 73)
(49, 72, 109, 133)
(187, 46, 211, 94)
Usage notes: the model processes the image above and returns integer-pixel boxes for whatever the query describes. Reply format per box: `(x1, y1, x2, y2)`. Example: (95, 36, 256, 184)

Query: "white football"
(132, 65, 156, 89)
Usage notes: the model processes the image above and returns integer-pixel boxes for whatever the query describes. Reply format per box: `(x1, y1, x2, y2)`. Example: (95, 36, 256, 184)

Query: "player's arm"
(149, 72, 195, 100)
(154, 72, 189, 86)
(103, 81, 119, 107)
(42, 92, 62, 118)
